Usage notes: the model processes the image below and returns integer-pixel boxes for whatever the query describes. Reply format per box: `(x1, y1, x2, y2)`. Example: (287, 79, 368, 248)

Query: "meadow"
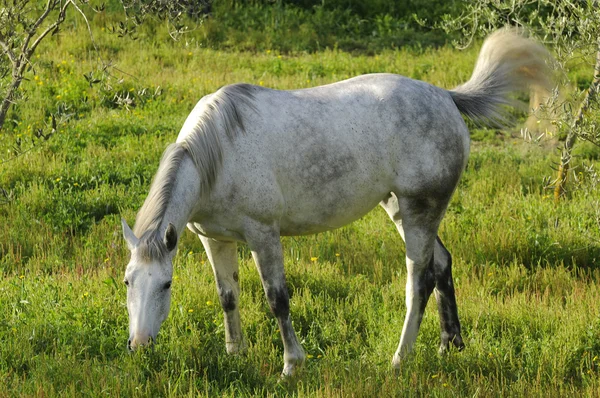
(1, 10, 600, 397)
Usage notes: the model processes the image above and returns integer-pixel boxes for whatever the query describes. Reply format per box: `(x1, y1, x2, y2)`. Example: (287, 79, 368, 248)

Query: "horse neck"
(156, 153, 201, 240)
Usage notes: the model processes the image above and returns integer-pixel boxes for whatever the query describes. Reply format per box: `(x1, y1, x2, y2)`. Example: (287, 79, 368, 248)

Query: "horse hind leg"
(433, 237, 464, 354)
(380, 193, 461, 368)
(198, 235, 247, 354)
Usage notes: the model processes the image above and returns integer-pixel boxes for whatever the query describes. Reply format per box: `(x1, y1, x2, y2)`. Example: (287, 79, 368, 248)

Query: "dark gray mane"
(133, 84, 257, 259)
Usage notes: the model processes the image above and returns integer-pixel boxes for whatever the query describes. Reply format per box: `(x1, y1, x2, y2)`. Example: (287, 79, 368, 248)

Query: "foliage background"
(0, 1, 600, 396)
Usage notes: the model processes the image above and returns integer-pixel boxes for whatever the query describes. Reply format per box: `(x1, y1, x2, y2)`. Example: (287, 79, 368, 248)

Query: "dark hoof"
(453, 336, 465, 351)
(439, 333, 465, 355)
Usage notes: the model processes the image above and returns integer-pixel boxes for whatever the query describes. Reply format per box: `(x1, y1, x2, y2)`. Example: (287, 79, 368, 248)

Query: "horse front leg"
(199, 236, 247, 354)
(245, 220, 305, 377)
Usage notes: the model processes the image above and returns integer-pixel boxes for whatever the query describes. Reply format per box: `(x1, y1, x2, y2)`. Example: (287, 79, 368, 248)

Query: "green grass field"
(1, 12, 600, 397)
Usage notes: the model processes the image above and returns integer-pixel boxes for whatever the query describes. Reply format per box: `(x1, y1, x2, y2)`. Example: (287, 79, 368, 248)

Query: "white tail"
(450, 28, 553, 126)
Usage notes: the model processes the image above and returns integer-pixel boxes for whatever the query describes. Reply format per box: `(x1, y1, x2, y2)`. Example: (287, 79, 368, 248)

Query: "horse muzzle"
(128, 334, 154, 351)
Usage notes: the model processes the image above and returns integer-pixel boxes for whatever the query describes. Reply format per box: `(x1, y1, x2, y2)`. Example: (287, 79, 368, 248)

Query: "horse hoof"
(280, 351, 306, 378)
(454, 337, 465, 351)
(281, 366, 294, 378)
(281, 363, 301, 379)
(439, 334, 465, 355)
(226, 339, 248, 355)
(391, 354, 402, 371)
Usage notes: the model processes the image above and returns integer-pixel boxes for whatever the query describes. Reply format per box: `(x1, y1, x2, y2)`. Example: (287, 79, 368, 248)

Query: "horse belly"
(276, 164, 390, 236)
(277, 196, 382, 236)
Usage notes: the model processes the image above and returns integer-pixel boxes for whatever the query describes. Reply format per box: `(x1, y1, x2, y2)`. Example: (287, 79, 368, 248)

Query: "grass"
(1, 13, 600, 397)
(142, 0, 456, 53)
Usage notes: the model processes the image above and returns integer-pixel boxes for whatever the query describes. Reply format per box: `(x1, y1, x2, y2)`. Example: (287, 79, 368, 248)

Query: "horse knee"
(217, 285, 238, 312)
(433, 238, 453, 287)
(434, 237, 452, 270)
(266, 286, 290, 318)
(421, 263, 435, 303)
(406, 263, 435, 314)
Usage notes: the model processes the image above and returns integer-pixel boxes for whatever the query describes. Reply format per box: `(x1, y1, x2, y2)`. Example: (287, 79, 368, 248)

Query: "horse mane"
(133, 83, 257, 258)
(179, 83, 257, 192)
(133, 143, 187, 251)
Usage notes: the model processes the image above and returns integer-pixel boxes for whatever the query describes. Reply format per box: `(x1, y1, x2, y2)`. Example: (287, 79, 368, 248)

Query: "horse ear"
(164, 223, 177, 252)
(121, 218, 138, 251)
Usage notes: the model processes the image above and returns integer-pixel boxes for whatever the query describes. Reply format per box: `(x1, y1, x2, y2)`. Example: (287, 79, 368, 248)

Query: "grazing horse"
(121, 29, 551, 376)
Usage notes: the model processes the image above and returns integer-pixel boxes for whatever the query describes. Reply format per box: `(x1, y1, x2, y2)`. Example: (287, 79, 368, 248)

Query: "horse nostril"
(127, 339, 132, 351)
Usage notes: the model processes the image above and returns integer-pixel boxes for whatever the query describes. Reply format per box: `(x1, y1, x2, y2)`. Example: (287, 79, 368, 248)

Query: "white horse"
(121, 29, 551, 376)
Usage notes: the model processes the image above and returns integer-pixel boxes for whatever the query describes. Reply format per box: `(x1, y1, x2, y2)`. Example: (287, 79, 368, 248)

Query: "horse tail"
(449, 28, 552, 126)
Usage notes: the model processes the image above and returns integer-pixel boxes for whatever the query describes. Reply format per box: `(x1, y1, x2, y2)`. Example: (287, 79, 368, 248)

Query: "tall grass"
(1, 14, 600, 397)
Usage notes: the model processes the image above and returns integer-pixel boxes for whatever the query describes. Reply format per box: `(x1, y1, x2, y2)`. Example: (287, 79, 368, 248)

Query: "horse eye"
(124, 279, 129, 287)
(164, 281, 172, 290)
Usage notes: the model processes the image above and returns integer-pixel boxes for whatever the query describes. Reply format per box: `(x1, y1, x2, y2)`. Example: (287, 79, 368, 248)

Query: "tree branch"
(553, 39, 600, 202)
(27, 1, 71, 57)
(20, 0, 56, 57)
(0, 37, 17, 67)
(68, 0, 101, 55)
